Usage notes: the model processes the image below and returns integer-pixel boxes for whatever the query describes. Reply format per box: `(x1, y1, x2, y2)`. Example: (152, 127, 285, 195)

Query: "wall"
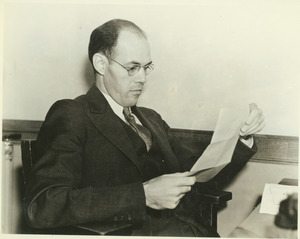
(2, 0, 300, 136)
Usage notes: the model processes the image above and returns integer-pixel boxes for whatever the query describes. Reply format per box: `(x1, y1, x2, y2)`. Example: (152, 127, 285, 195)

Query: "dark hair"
(88, 19, 146, 64)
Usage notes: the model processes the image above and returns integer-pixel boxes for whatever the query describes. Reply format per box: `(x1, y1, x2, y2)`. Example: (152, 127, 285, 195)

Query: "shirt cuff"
(239, 136, 254, 148)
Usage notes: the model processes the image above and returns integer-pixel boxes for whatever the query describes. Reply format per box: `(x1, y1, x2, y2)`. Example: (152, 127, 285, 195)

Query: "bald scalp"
(88, 19, 147, 63)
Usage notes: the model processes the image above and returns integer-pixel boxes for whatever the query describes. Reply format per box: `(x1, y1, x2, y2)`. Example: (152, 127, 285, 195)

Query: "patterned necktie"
(123, 107, 152, 151)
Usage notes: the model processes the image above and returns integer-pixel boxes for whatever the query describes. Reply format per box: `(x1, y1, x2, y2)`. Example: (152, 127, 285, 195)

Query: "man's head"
(88, 19, 147, 63)
(88, 19, 153, 107)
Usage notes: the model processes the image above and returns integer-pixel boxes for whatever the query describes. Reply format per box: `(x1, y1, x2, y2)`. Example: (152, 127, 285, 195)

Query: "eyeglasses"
(106, 56, 154, 76)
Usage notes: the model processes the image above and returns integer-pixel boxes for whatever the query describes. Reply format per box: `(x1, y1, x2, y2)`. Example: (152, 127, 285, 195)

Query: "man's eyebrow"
(128, 61, 153, 66)
(145, 61, 153, 66)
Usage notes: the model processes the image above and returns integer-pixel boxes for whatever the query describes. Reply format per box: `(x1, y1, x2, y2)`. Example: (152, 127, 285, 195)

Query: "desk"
(230, 178, 298, 238)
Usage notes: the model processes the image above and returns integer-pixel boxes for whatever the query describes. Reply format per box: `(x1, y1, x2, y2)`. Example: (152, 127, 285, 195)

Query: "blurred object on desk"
(230, 178, 298, 238)
(260, 183, 298, 215)
(275, 193, 298, 230)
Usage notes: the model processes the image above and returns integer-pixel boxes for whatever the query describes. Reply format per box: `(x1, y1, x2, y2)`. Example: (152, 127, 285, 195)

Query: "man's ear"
(92, 53, 107, 75)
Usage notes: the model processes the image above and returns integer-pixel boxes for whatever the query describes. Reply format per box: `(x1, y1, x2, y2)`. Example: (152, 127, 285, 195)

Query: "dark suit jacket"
(23, 84, 256, 231)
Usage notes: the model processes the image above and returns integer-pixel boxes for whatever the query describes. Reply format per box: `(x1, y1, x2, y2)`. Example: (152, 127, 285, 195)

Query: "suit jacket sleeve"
(198, 140, 257, 190)
(23, 100, 146, 229)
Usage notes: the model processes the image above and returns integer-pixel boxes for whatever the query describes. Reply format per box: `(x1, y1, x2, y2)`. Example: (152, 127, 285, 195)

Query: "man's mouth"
(130, 89, 143, 93)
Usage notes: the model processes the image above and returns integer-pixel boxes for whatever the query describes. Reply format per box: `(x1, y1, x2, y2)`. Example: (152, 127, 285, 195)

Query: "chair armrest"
(196, 190, 232, 205)
(193, 186, 232, 231)
(194, 182, 232, 205)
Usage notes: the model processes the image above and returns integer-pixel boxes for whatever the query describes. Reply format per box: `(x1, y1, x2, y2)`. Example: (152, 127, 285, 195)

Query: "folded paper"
(189, 107, 248, 182)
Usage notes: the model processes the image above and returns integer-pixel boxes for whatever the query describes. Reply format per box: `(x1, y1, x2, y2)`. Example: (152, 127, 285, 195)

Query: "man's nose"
(134, 68, 147, 83)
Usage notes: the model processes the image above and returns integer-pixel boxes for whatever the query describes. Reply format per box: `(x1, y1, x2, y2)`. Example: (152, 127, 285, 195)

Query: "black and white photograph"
(1, 0, 299, 238)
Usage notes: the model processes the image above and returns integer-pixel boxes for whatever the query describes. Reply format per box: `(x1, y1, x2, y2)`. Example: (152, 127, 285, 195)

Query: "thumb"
(245, 103, 258, 125)
(249, 103, 257, 112)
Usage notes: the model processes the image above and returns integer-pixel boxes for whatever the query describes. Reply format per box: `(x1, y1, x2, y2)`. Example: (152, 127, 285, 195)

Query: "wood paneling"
(2, 120, 298, 165)
(2, 119, 43, 140)
(251, 135, 298, 165)
(169, 129, 298, 165)
(3, 119, 43, 133)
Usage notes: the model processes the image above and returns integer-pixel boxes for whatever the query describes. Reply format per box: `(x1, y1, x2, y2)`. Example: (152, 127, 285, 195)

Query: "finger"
(176, 193, 186, 203)
(169, 186, 190, 199)
(163, 175, 194, 190)
(182, 176, 196, 186)
(164, 172, 196, 183)
(245, 103, 259, 126)
(177, 192, 187, 199)
(250, 120, 266, 134)
(165, 200, 180, 210)
(166, 171, 192, 177)
(245, 109, 263, 129)
(173, 198, 182, 208)
(165, 194, 185, 209)
(172, 176, 195, 186)
(175, 179, 196, 190)
(241, 115, 265, 135)
(244, 120, 266, 136)
(178, 186, 192, 194)
(241, 111, 264, 135)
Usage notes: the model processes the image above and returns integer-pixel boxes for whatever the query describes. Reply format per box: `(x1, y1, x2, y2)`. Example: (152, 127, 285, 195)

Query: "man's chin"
(126, 99, 140, 107)
(125, 102, 138, 108)
(125, 94, 141, 106)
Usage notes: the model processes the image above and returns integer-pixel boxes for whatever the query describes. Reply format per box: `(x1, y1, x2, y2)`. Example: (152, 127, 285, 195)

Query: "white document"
(189, 107, 248, 182)
(259, 183, 298, 215)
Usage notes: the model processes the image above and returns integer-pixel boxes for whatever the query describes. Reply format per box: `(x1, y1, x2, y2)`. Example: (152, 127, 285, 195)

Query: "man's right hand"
(143, 172, 196, 210)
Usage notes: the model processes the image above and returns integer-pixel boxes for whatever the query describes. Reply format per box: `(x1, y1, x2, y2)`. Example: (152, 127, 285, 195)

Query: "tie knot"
(123, 107, 135, 122)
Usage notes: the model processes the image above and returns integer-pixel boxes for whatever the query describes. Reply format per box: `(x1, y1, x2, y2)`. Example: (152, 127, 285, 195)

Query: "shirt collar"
(101, 91, 125, 122)
(101, 91, 142, 125)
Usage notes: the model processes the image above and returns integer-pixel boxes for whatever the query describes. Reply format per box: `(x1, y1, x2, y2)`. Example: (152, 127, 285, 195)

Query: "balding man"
(24, 19, 265, 237)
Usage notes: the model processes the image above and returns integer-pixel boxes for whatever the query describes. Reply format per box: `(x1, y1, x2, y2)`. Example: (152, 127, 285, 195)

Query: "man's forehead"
(117, 29, 147, 43)
(114, 30, 151, 62)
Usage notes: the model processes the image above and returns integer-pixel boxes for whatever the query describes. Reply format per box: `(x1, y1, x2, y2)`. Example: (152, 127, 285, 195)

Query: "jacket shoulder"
(137, 106, 167, 123)
(136, 106, 160, 117)
(44, 95, 89, 124)
(47, 99, 82, 115)
(38, 98, 87, 145)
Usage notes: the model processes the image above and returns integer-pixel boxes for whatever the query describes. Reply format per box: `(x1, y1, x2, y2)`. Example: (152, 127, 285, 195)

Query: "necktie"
(123, 107, 152, 151)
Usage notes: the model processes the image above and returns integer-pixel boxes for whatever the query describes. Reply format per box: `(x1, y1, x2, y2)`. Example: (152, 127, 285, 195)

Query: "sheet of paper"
(189, 107, 248, 182)
(259, 183, 298, 215)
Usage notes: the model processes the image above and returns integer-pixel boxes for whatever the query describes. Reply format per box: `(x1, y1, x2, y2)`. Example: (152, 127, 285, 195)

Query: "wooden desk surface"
(230, 178, 298, 238)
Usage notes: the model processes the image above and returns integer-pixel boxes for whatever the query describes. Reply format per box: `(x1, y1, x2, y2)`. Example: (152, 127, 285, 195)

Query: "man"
(23, 19, 265, 237)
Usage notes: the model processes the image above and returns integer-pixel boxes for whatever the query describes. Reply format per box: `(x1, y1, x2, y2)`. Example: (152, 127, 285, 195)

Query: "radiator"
(2, 140, 23, 234)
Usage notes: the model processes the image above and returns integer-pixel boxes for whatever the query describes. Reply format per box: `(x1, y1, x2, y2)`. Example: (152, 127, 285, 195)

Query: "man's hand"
(240, 103, 265, 137)
(143, 172, 196, 210)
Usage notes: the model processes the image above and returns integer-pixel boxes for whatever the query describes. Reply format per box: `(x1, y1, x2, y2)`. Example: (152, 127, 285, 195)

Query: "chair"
(21, 139, 232, 235)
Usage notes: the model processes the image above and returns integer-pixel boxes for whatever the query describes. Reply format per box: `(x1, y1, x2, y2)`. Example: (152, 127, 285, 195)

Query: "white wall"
(2, 1, 300, 136)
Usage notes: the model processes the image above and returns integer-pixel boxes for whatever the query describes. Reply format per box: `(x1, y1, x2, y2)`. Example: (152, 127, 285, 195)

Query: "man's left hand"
(240, 103, 265, 137)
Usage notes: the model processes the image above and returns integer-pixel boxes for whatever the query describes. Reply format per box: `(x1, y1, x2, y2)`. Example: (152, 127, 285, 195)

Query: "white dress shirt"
(101, 91, 142, 125)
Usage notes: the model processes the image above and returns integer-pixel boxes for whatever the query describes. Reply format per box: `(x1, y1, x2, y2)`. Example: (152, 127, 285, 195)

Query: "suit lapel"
(85, 85, 143, 175)
(133, 106, 181, 173)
